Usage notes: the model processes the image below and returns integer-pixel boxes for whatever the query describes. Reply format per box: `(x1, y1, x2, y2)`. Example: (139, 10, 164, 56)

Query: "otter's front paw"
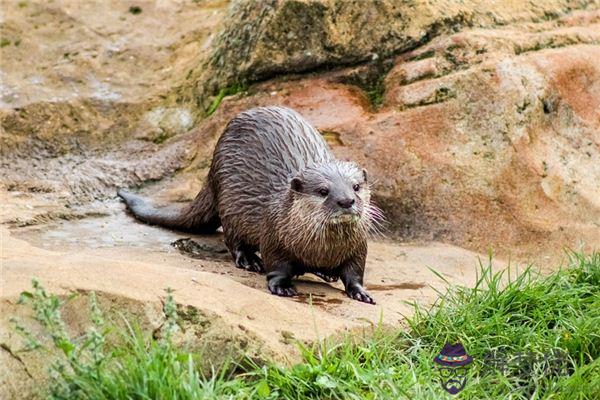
(268, 282, 298, 297)
(346, 285, 375, 304)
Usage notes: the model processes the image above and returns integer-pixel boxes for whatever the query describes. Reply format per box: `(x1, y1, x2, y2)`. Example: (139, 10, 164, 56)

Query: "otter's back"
(210, 107, 332, 243)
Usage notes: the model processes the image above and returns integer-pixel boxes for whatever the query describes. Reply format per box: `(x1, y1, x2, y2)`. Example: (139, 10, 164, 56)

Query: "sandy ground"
(0, 201, 512, 398)
(1, 194, 510, 353)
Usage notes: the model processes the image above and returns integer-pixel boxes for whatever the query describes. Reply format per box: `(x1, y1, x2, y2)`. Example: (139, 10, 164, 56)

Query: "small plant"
(12, 283, 249, 399)
(205, 83, 247, 117)
(128, 6, 142, 15)
(364, 76, 387, 109)
(335, 59, 395, 110)
(12, 280, 111, 398)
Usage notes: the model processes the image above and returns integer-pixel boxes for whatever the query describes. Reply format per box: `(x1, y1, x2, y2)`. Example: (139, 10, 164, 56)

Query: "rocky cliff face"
(189, 0, 599, 105)
(1, 0, 599, 259)
(185, 0, 600, 260)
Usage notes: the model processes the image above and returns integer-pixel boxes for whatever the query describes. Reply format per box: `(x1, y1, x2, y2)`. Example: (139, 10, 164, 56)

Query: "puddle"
(172, 238, 229, 260)
(11, 206, 226, 255)
(367, 282, 426, 291)
(293, 293, 344, 306)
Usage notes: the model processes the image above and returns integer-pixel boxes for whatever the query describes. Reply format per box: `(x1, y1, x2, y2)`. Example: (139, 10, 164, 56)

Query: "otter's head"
(289, 161, 372, 226)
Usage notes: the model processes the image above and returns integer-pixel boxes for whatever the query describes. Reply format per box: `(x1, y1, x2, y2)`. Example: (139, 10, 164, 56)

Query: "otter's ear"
(362, 169, 368, 183)
(291, 177, 303, 192)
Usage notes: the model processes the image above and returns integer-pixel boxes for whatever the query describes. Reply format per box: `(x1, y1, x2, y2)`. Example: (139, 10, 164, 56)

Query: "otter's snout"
(330, 195, 361, 224)
(337, 198, 355, 209)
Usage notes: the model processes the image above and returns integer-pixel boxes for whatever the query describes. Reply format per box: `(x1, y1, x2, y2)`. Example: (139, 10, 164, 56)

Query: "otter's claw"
(234, 250, 264, 273)
(346, 286, 376, 304)
(313, 271, 339, 283)
(268, 284, 298, 297)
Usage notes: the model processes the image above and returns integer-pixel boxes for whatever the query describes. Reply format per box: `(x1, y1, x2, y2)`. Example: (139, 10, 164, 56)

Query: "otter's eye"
(318, 188, 329, 197)
(353, 184, 360, 192)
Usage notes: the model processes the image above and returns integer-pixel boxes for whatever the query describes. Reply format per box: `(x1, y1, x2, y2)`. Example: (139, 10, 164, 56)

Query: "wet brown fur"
(118, 106, 379, 303)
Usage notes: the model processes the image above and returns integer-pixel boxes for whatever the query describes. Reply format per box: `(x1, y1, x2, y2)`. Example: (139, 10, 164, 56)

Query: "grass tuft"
(205, 83, 247, 117)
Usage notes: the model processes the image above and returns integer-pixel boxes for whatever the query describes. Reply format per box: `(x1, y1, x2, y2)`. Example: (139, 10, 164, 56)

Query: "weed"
(128, 6, 142, 15)
(204, 83, 247, 117)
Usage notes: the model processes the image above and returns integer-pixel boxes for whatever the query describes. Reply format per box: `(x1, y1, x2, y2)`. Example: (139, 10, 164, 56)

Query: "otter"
(118, 106, 382, 304)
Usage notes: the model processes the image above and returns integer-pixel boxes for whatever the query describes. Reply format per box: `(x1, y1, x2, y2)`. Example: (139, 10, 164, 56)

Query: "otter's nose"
(337, 198, 355, 209)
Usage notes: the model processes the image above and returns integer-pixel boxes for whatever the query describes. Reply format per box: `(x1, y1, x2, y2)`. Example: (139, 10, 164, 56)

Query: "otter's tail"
(117, 186, 220, 234)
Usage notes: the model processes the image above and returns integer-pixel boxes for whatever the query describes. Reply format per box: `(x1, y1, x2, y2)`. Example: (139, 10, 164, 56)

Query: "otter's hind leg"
(234, 246, 264, 273)
(224, 232, 264, 273)
(260, 238, 299, 297)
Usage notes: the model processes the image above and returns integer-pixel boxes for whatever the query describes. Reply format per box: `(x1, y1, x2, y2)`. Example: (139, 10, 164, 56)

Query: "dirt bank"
(0, 215, 507, 398)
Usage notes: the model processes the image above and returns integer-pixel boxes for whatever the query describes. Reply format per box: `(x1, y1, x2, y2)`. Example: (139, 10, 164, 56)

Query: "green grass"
(205, 84, 247, 117)
(13, 252, 600, 399)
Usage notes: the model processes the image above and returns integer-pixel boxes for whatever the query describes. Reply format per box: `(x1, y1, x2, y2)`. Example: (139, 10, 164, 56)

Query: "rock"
(0, 0, 229, 152)
(189, 0, 599, 108)
(205, 9, 599, 261)
(370, 13, 600, 259)
(136, 107, 195, 143)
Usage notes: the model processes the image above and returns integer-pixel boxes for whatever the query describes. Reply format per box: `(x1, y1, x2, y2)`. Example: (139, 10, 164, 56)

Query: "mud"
(171, 238, 229, 259)
(293, 294, 344, 307)
(367, 283, 427, 291)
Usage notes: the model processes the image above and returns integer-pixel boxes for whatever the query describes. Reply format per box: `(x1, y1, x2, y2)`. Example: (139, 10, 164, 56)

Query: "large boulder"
(189, 0, 599, 107)
(184, 8, 600, 261)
